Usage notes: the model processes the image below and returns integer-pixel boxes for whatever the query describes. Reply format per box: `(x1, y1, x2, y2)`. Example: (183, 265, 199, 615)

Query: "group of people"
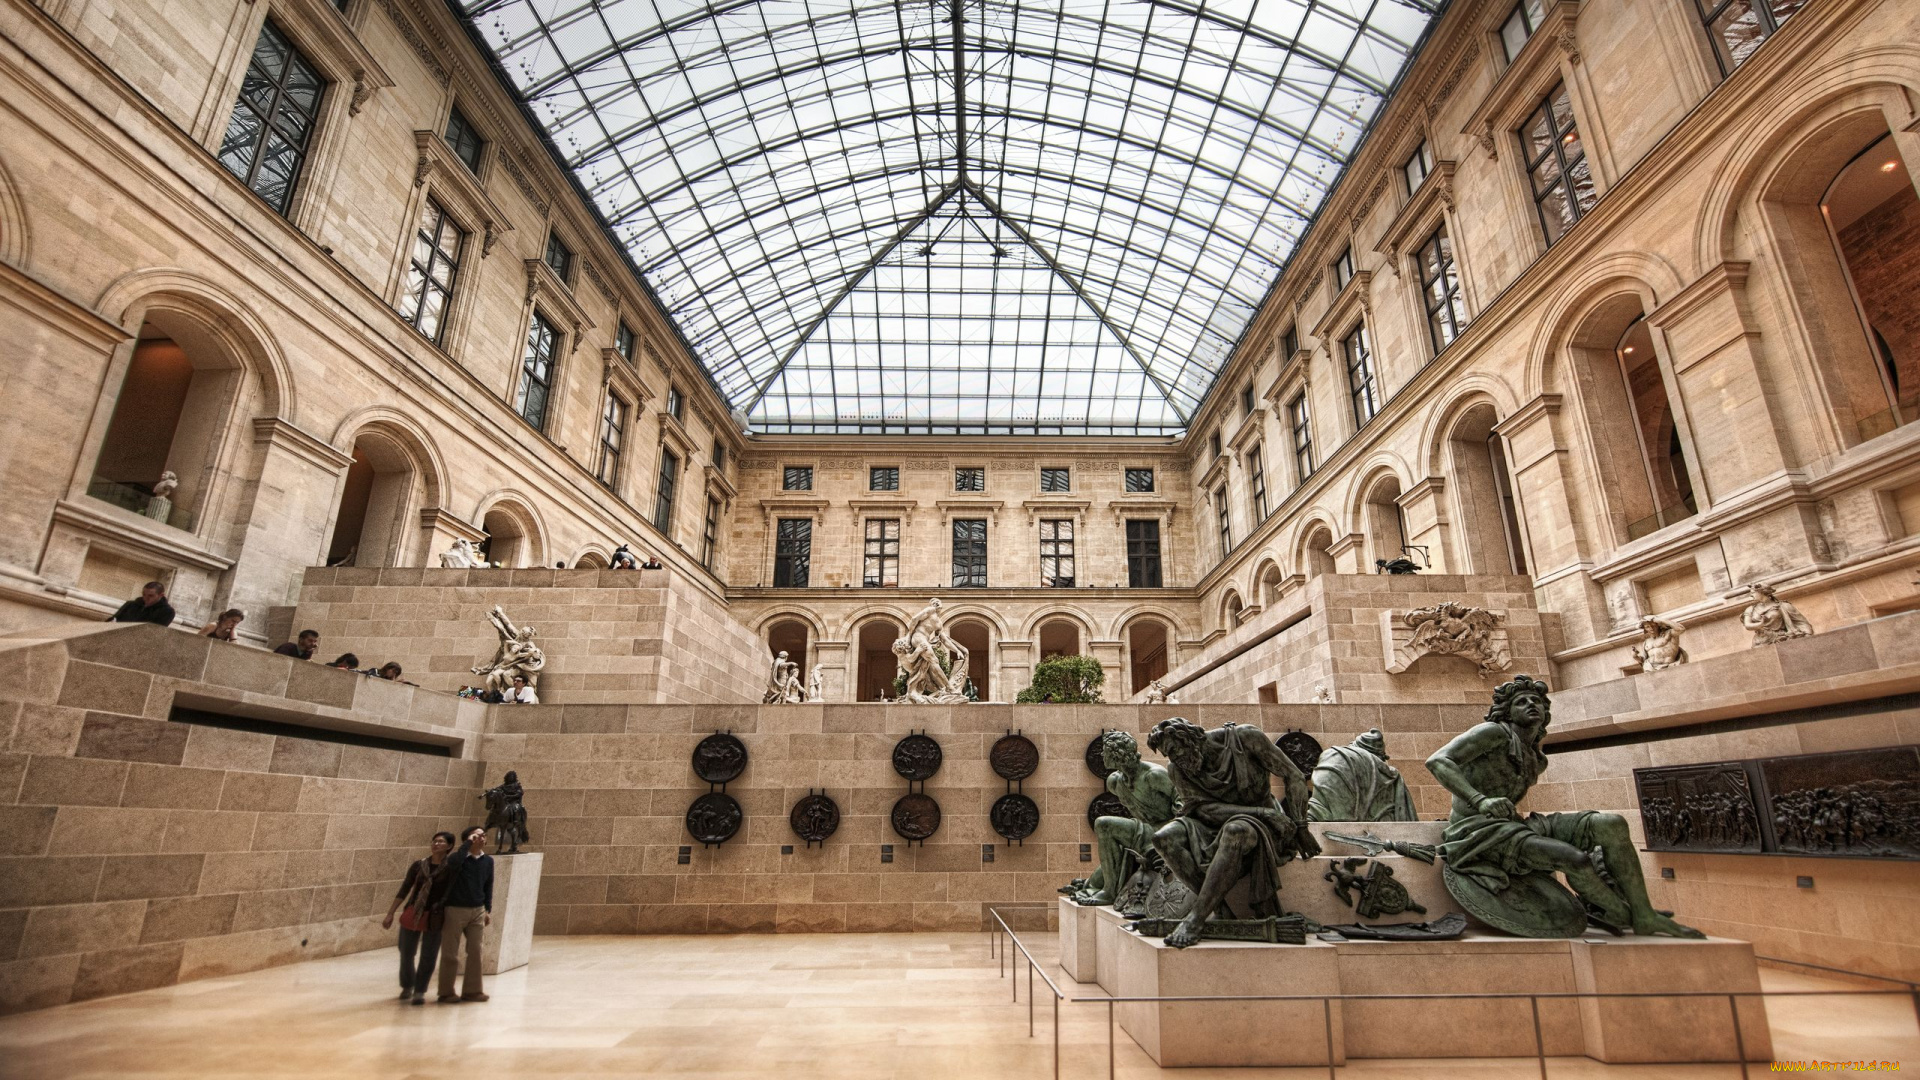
(381, 826, 497, 1004)
(110, 582, 412, 682)
(456, 676, 538, 704)
(606, 543, 663, 570)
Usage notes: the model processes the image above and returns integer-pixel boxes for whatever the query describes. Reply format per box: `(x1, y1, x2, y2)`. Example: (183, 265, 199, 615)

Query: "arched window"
(1125, 619, 1169, 694)
(948, 618, 991, 699)
(1564, 294, 1698, 542)
(1302, 525, 1336, 578)
(326, 433, 420, 567)
(479, 503, 541, 567)
(89, 316, 246, 531)
(1446, 404, 1529, 575)
(1221, 592, 1245, 628)
(1259, 562, 1285, 606)
(1037, 618, 1080, 660)
(1364, 477, 1408, 567)
(1822, 132, 1918, 439)
(855, 618, 901, 701)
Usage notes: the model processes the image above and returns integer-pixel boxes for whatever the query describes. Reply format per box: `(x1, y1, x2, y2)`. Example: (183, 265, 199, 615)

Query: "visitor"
(375, 661, 405, 681)
(382, 830, 454, 1005)
(640, 553, 663, 570)
(274, 630, 320, 660)
(435, 826, 493, 1003)
(327, 653, 361, 670)
(107, 581, 175, 627)
(609, 543, 638, 569)
(506, 675, 538, 704)
(199, 609, 244, 641)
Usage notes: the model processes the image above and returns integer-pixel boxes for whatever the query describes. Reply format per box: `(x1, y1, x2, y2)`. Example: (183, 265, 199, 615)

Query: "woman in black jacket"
(382, 831, 455, 1004)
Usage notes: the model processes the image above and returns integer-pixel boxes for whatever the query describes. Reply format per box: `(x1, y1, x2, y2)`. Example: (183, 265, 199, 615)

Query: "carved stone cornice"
(377, 0, 448, 86)
(1226, 407, 1267, 455)
(1311, 270, 1372, 341)
(277, 0, 395, 114)
(524, 259, 595, 352)
(419, 506, 484, 542)
(1462, 0, 1584, 160)
(848, 497, 915, 524)
(1375, 161, 1458, 274)
(252, 416, 353, 472)
(412, 131, 511, 258)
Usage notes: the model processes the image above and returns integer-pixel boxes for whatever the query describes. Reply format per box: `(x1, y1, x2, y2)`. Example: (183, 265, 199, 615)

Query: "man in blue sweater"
(436, 826, 494, 1002)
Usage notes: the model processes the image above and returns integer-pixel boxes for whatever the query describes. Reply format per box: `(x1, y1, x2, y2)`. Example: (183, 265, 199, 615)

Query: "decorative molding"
(703, 464, 737, 502)
(1423, 44, 1480, 119)
(820, 457, 862, 471)
(849, 497, 915, 525)
(1310, 270, 1372, 341)
(935, 498, 1004, 525)
(579, 257, 617, 306)
(1461, 0, 1583, 161)
(50, 499, 234, 573)
(377, 0, 448, 85)
(903, 459, 950, 471)
(1020, 497, 1091, 523)
(0, 262, 130, 348)
(1227, 407, 1268, 455)
(419, 506, 484, 542)
(524, 259, 595, 352)
(1375, 161, 1458, 274)
(251, 416, 354, 472)
(1349, 171, 1394, 232)
(411, 131, 511, 259)
(496, 151, 551, 216)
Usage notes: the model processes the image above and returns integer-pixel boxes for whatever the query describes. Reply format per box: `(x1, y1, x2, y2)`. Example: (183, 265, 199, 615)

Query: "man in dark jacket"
(435, 826, 494, 1003)
(108, 582, 175, 627)
(273, 630, 320, 659)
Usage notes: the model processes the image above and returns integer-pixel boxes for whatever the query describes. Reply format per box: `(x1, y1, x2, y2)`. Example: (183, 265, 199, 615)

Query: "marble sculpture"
(1741, 582, 1814, 646)
(893, 598, 970, 704)
(471, 605, 545, 696)
(1631, 616, 1688, 672)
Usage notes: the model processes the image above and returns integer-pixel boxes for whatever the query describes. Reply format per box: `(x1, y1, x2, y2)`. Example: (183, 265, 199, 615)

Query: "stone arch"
(936, 603, 1010, 640)
(1105, 602, 1201, 642)
(754, 608, 829, 641)
(1116, 610, 1179, 696)
(849, 610, 907, 701)
(1019, 605, 1099, 642)
(1293, 514, 1339, 579)
(1250, 554, 1285, 607)
(473, 491, 547, 568)
(1340, 453, 1414, 535)
(570, 546, 611, 568)
(330, 408, 446, 510)
(1420, 377, 1523, 477)
(1440, 399, 1530, 575)
(1218, 588, 1245, 630)
(1525, 256, 1684, 401)
(327, 411, 446, 568)
(834, 603, 914, 642)
(944, 615, 994, 699)
(0, 155, 28, 267)
(95, 268, 294, 420)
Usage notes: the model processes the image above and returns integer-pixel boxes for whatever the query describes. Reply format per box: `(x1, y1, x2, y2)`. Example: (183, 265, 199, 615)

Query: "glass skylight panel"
(459, 0, 1443, 433)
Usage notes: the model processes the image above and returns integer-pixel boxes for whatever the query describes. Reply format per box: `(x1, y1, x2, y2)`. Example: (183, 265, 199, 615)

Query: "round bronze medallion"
(991, 793, 1040, 842)
(1274, 730, 1324, 776)
(788, 792, 841, 845)
(890, 792, 942, 841)
(891, 733, 944, 781)
(1086, 791, 1129, 831)
(691, 732, 748, 784)
(990, 733, 1040, 781)
(1084, 733, 1112, 778)
(685, 792, 743, 845)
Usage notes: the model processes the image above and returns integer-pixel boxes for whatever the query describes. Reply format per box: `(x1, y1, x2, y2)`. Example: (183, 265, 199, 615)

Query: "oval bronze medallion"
(692, 732, 748, 784)
(991, 792, 1040, 842)
(788, 792, 841, 845)
(891, 733, 944, 781)
(686, 792, 743, 845)
(1084, 733, 1112, 778)
(990, 733, 1040, 781)
(1274, 730, 1323, 777)
(1086, 791, 1129, 831)
(890, 792, 942, 841)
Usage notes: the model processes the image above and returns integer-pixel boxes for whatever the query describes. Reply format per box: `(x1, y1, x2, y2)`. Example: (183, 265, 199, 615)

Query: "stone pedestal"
(1116, 931, 1346, 1068)
(481, 852, 542, 975)
(1573, 937, 1771, 1063)
(1092, 906, 1127, 994)
(1058, 898, 1100, 983)
(1290, 821, 1449, 926)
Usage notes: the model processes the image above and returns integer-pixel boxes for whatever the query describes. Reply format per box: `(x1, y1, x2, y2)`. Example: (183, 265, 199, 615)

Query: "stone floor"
(0, 933, 1913, 1078)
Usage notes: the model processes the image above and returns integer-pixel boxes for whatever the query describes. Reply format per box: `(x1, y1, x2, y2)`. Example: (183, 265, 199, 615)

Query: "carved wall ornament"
(470, 605, 544, 693)
(1636, 745, 1920, 860)
(378, 0, 449, 86)
(1556, 27, 1582, 65)
(789, 790, 840, 846)
(691, 732, 748, 784)
(890, 791, 941, 841)
(1631, 616, 1687, 672)
(349, 69, 372, 116)
(1740, 582, 1813, 646)
(891, 733, 943, 781)
(1635, 762, 1761, 854)
(991, 792, 1040, 842)
(580, 257, 617, 305)
(990, 732, 1039, 781)
(495, 151, 550, 215)
(1384, 603, 1511, 676)
(903, 459, 950, 471)
(685, 791, 742, 846)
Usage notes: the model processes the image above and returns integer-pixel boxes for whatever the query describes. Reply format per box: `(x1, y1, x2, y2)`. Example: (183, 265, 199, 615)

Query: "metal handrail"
(1755, 953, 1920, 991)
(987, 907, 1920, 1080)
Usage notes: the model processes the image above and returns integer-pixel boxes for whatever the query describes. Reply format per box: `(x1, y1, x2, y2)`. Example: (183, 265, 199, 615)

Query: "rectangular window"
(701, 497, 719, 570)
(1240, 383, 1256, 416)
(1248, 448, 1268, 520)
(951, 519, 987, 587)
(1500, 0, 1548, 63)
(1695, 0, 1805, 74)
(1283, 324, 1300, 358)
(1519, 84, 1598, 247)
(615, 322, 635, 363)
(1289, 394, 1315, 482)
(1125, 467, 1155, 493)
(711, 439, 725, 471)
(443, 106, 483, 173)
(216, 21, 325, 216)
(1419, 224, 1468, 354)
(667, 386, 685, 421)
(1216, 486, 1232, 554)
(1403, 139, 1434, 193)
(1039, 519, 1075, 587)
(1332, 247, 1355, 290)
(1344, 323, 1380, 427)
(1209, 431, 1223, 459)
(1126, 520, 1163, 588)
(595, 393, 626, 489)
(543, 231, 572, 281)
(870, 466, 899, 491)
(515, 312, 558, 430)
(954, 466, 985, 491)
(783, 465, 812, 491)
(1039, 467, 1071, 493)
(863, 519, 900, 586)
(396, 198, 463, 344)
(653, 450, 678, 534)
(773, 518, 811, 587)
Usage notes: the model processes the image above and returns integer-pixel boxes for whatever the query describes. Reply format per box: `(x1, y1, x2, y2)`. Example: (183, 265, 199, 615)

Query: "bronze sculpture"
(1307, 728, 1417, 822)
(481, 770, 529, 854)
(1068, 731, 1177, 906)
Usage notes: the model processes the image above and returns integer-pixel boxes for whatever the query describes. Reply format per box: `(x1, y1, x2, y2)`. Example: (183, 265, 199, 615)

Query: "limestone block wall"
(1165, 573, 1544, 705)
(291, 567, 766, 704)
(486, 701, 1484, 937)
(0, 624, 486, 1014)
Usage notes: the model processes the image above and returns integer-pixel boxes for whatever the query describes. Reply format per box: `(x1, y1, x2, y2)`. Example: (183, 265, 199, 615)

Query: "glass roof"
(457, 0, 1445, 434)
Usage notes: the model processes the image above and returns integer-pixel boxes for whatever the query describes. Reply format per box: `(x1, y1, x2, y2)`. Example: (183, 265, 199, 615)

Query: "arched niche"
(326, 429, 422, 567)
(479, 501, 544, 568)
(947, 617, 991, 700)
(1220, 590, 1244, 629)
(1565, 296, 1699, 542)
(1300, 523, 1337, 579)
(854, 617, 901, 701)
(574, 550, 609, 569)
(1037, 617, 1081, 660)
(1123, 617, 1170, 695)
(767, 618, 811, 685)
(1445, 402, 1530, 575)
(1363, 475, 1408, 568)
(1255, 558, 1285, 606)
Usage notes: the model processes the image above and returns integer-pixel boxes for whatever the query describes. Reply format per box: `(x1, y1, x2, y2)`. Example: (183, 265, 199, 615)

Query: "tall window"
(543, 231, 573, 281)
(870, 466, 899, 491)
(1520, 84, 1597, 246)
(783, 465, 812, 491)
(1289, 394, 1315, 482)
(1332, 247, 1355, 290)
(954, 466, 985, 491)
(594, 393, 626, 489)
(1247, 448, 1268, 520)
(667, 386, 685, 421)
(216, 21, 325, 215)
(1125, 467, 1155, 493)
(1500, 0, 1547, 62)
(1039, 467, 1071, 492)
(443, 106, 484, 173)
(1403, 139, 1434, 193)
(1126, 520, 1163, 587)
(397, 199, 463, 343)
(1209, 431, 1223, 459)
(1239, 384, 1256, 416)
(1344, 324, 1380, 426)
(773, 518, 811, 586)
(711, 439, 725, 471)
(952, 520, 987, 587)
(1418, 224, 1467, 354)
(1696, 0, 1805, 74)
(1215, 486, 1232, 554)
(653, 450, 678, 534)
(701, 497, 719, 570)
(515, 312, 558, 430)
(615, 322, 635, 363)
(1039, 520, 1075, 587)
(863, 519, 900, 586)
(1283, 324, 1300, 358)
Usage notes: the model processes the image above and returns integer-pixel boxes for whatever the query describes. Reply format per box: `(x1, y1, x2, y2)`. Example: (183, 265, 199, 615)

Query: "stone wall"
(0, 623, 486, 1013)
(291, 567, 766, 704)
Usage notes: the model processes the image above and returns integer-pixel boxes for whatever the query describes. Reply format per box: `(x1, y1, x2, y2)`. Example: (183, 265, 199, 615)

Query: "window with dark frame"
(863, 519, 900, 586)
(615, 322, 635, 363)
(1283, 324, 1300, 358)
(1418, 224, 1467, 354)
(773, 518, 811, 587)
(1125, 468, 1155, 493)
(543, 231, 573, 281)
(1215, 486, 1232, 554)
(396, 198, 463, 344)
(443, 106, 484, 173)
(653, 449, 678, 534)
(1332, 246, 1355, 290)
(216, 20, 325, 216)
(1403, 139, 1433, 194)
(954, 466, 985, 491)
(1209, 431, 1222, 459)
(1289, 393, 1315, 482)
(1695, 0, 1805, 74)
(1500, 0, 1548, 63)
(1519, 83, 1597, 247)
(1240, 383, 1255, 416)
(711, 439, 725, 471)
(870, 466, 899, 491)
(1248, 447, 1268, 520)
(1039, 467, 1070, 492)
(701, 496, 720, 570)
(1344, 323, 1380, 427)
(951, 519, 988, 587)
(1126, 520, 1163, 587)
(783, 465, 812, 491)
(667, 386, 685, 421)
(595, 392, 627, 490)
(515, 312, 558, 430)
(1039, 519, 1074, 587)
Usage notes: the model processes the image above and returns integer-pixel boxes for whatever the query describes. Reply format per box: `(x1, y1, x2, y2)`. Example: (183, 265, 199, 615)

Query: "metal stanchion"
(1530, 995, 1547, 1080)
(1729, 994, 1749, 1080)
(1107, 999, 1115, 1080)
(1322, 997, 1335, 1080)
(1052, 993, 1059, 1080)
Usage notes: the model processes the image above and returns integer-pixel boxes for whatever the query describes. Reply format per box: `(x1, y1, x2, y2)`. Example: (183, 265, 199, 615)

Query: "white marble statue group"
(763, 650, 822, 704)
(439, 538, 485, 568)
(471, 604, 545, 696)
(892, 598, 971, 704)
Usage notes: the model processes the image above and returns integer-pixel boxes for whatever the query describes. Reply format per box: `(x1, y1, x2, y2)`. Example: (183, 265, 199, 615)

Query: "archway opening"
(856, 618, 901, 701)
(767, 618, 811, 690)
(1126, 619, 1168, 695)
(1447, 403, 1529, 575)
(89, 314, 245, 530)
(1037, 618, 1079, 660)
(949, 618, 991, 700)
(1364, 477, 1408, 568)
(1303, 526, 1336, 578)
(1566, 295, 1697, 541)
(1822, 131, 1918, 439)
(326, 432, 416, 567)
(574, 551, 608, 569)
(1258, 562, 1284, 606)
(480, 505, 536, 567)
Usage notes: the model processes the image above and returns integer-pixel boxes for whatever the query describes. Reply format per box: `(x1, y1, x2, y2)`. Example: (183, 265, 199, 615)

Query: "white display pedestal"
(1058, 898, 1099, 983)
(481, 852, 541, 975)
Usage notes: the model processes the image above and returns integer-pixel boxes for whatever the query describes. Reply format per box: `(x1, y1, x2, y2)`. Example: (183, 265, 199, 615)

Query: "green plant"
(1015, 655, 1105, 704)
